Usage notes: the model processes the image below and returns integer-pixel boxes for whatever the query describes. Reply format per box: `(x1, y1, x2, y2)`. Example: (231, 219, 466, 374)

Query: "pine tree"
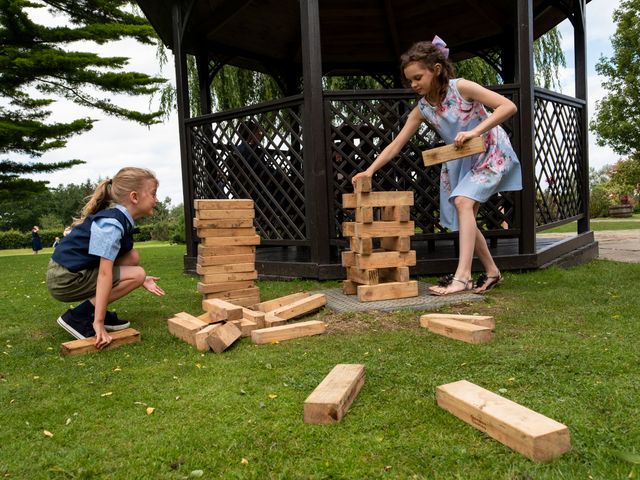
(0, 0, 166, 200)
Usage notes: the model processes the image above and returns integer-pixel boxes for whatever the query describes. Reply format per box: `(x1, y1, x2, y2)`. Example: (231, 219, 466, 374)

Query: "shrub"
(0, 229, 64, 249)
(589, 185, 612, 218)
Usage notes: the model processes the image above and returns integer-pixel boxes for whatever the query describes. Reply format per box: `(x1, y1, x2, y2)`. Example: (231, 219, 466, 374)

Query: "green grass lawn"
(545, 214, 640, 233)
(1, 245, 639, 479)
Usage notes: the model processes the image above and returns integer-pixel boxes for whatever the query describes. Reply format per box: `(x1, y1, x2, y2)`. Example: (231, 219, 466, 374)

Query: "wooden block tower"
(341, 178, 419, 302)
(194, 199, 261, 307)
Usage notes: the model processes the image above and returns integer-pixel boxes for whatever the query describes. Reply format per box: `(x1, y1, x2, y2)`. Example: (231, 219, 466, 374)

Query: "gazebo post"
(516, 0, 536, 255)
(172, 4, 196, 270)
(299, 0, 331, 266)
(573, 0, 590, 234)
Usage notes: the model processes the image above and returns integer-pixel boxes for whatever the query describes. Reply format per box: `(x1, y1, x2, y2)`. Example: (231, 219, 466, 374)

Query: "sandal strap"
(452, 277, 472, 288)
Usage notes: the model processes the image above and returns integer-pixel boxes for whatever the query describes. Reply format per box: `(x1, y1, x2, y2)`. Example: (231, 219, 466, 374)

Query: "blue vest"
(52, 208, 135, 272)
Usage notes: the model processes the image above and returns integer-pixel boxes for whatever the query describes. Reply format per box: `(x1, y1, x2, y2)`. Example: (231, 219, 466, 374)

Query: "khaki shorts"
(46, 260, 121, 303)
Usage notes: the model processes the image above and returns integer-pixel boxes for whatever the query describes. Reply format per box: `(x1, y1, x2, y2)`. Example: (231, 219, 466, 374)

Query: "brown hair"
(400, 41, 456, 106)
(73, 167, 158, 226)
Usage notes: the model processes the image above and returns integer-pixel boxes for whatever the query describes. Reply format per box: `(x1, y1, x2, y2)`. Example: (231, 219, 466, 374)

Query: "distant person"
(52, 236, 60, 249)
(46, 167, 165, 349)
(31, 226, 42, 254)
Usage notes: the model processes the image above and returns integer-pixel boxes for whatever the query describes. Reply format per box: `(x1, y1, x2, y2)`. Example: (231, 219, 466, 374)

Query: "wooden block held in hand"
(424, 317, 493, 344)
(206, 322, 242, 353)
(422, 136, 486, 166)
(304, 364, 365, 424)
(436, 380, 571, 462)
(420, 313, 495, 330)
(353, 176, 372, 193)
(60, 328, 140, 356)
(268, 293, 327, 321)
(251, 320, 326, 345)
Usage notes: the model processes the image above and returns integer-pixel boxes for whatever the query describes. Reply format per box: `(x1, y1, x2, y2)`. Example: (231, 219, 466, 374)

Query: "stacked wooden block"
(194, 199, 261, 307)
(166, 291, 328, 353)
(341, 177, 418, 301)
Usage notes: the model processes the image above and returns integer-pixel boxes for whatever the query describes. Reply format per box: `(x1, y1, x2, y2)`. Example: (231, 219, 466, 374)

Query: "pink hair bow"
(432, 35, 449, 59)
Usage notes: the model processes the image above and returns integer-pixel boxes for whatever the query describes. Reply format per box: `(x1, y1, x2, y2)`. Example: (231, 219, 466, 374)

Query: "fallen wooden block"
(251, 320, 326, 344)
(204, 286, 260, 301)
(424, 317, 493, 344)
(167, 313, 209, 345)
(422, 136, 486, 166)
(436, 380, 571, 462)
(242, 308, 265, 328)
(251, 292, 310, 313)
(268, 293, 327, 321)
(202, 298, 244, 321)
(193, 324, 219, 351)
(264, 312, 287, 327)
(357, 280, 418, 302)
(235, 318, 258, 337)
(220, 294, 261, 307)
(60, 328, 140, 356)
(420, 313, 495, 330)
(304, 364, 365, 424)
(206, 322, 242, 353)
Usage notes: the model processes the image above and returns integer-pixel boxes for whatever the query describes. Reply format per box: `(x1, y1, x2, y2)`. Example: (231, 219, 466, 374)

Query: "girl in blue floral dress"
(352, 37, 522, 295)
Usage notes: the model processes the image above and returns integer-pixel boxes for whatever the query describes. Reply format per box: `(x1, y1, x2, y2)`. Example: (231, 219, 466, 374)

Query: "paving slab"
(315, 281, 484, 313)
(539, 230, 640, 264)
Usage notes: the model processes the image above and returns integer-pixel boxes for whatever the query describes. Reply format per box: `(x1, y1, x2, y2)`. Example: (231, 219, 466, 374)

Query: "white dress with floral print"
(417, 79, 522, 231)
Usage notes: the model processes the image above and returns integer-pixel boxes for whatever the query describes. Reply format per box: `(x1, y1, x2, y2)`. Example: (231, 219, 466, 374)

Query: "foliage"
(608, 157, 640, 194)
(1, 247, 640, 478)
(589, 184, 614, 218)
(0, 227, 62, 249)
(0, 0, 167, 199)
(590, 0, 640, 159)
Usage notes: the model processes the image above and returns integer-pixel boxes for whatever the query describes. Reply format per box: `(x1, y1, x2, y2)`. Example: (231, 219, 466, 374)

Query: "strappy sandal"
(429, 276, 473, 296)
(473, 273, 503, 294)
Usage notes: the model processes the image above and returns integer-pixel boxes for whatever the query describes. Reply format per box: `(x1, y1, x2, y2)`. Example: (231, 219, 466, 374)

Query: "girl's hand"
(453, 130, 480, 148)
(94, 325, 112, 349)
(143, 276, 165, 296)
(351, 170, 373, 185)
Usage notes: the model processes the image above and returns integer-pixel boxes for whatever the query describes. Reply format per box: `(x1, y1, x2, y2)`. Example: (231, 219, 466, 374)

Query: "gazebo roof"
(137, 0, 585, 76)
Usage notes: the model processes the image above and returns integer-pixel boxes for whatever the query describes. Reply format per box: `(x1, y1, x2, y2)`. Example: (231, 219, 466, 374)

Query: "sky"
(22, 0, 621, 206)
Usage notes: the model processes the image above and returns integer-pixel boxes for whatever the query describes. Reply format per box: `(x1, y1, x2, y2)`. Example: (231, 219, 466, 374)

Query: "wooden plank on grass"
(357, 280, 418, 302)
(201, 270, 258, 284)
(436, 380, 571, 462)
(196, 227, 256, 238)
(264, 313, 287, 327)
(268, 293, 327, 320)
(167, 313, 209, 345)
(343, 191, 414, 208)
(200, 235, 261, 247)
(206, 322, 242, 353)
(251, 292, 310, 313)
(420, 313, 495, 330)
(424, 317, 493, 344)
(251, 320, 326, 345)
(215, 294, 261, 308)
(236, 318, 258, 337)
(304, 364, 365, 424)
(196, 209, 255, 220)
(194, 199, 254, 210)
(193, 218, 254, 229)
(355, 250, 416, 269)
(422, 136, 485, 166)
(193, 324, 219, 351)
(197, 244, 255, 256)
(202, 298, 244, 321)
(60, 328, 140, 356)
(197, 280, 255, 294)
(196, 263, 256, 275)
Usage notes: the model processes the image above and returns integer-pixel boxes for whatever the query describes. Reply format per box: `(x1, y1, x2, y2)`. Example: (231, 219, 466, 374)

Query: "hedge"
(0, 229, 64, 250)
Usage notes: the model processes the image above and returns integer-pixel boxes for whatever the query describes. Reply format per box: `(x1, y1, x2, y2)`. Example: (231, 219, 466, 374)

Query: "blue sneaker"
(57, 309, 95, 340)
(104, 311, 130, 331)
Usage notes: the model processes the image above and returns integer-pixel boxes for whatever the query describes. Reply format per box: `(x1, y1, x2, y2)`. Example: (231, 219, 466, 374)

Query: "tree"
(590, 0, 640, 160)
(0, 0, 167, 200)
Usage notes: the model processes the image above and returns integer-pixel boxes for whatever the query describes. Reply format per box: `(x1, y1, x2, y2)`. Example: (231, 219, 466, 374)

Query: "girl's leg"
(114, 249, 140, 267)
(429, 196, 477, 294)
(88, 265, 146, 306)
(472, 204, 500, 278)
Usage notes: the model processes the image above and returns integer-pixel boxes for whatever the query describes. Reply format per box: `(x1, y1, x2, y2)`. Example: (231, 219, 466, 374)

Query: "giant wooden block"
(197, 244, 256, 256)
(349, 237, 373, 254)
(235, 318, 258, 337)
(380, 236, 411, 252)
(436, 380, 571, 462)
(215, 293, 261, 307)
(263, 312, 287, 327)
(201, 270, 258, 284)
(424, 317, 493, 344)
(196, 227, 257, 238)
(304, 364, 365, 424)
(60, 328, 140, 356)
(251, 292, 310, 313)
(378, 266, 410, 283)
(420, 313, 495, 330)
(196, 263, 256, 275)
(167, 313, 209, 345)
(195, 209, 255, 220)
(353, 176, 372, 193)
(193, 324, 219, 351)
(204, 286, 260, 301)
(197, 253, 256, 267)
(343, 191, 414, 208)
(342, 279, 359, 295)
(357, 280, 418, 302)
(381, 205, 410, 222)
(251, 320, 326, 344)
(354, 221, 415, 239)
(355, 207, 373, 223)
(422, 136, 486, 166)
(197, 280, 256, 294)
(206, 322, 242, 353)
(354, 250, 416, 269)
(341, 250, 356, 267)
(202, 298, 244, 321)
(194, 199, 254, 210)
(200, 235, 261, 247)
(242, 308, 266, 328)
(268, 293, 327, 320)
(346, 266, 379, 285)
(193, 218, 254, 229)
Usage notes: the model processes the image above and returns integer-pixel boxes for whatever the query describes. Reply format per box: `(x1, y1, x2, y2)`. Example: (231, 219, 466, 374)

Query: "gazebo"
(136, 0, 597, 279)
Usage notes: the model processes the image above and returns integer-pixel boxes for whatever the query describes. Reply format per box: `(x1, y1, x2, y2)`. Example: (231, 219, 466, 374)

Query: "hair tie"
(432, 35, 449, 59)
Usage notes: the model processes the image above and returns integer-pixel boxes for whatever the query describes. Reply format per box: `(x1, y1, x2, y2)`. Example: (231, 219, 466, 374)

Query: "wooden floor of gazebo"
(255, 232, 598, 280)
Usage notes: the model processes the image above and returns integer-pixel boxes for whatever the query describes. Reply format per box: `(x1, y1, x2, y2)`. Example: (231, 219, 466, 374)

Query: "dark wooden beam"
(573, 0, 589, 234)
